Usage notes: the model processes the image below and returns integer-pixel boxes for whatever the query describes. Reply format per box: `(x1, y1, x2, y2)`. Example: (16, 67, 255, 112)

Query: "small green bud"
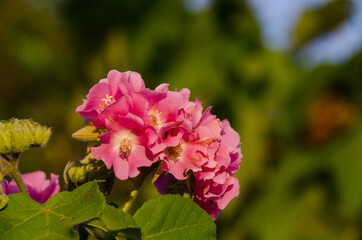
(0, 118, 51, 154)
(64, 153, 115, 196)
(0, 174, 8, 210)
(0, 193, 8, 211)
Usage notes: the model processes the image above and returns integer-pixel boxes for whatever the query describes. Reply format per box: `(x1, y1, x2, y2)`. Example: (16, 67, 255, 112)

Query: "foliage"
(0, 181, 215, 239)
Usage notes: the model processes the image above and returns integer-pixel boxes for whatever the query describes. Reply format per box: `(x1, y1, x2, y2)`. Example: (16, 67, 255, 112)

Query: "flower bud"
(0, 192, 8, 210)
(64, 153, 115, 196)
(0, 174, 8, 210)
(0, 118, 51, 154)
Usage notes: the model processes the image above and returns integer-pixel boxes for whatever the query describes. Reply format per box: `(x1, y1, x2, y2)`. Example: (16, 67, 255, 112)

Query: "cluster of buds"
(75, 70, 242, 220)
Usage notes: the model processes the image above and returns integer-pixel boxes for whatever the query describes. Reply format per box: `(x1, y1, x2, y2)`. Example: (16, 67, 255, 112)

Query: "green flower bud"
(0, 118, 51, 154)
(0, 193, 8, 211)
(0, 174, 8, 210)
(64, 153, 115, 196)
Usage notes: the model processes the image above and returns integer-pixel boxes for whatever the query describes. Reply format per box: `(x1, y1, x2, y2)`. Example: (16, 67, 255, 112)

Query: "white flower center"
(101, 94, 114, 108)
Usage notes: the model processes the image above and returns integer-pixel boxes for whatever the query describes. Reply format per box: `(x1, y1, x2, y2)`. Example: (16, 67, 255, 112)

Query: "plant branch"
(120, 163, 158, 214)
(0, 154, 28, 195)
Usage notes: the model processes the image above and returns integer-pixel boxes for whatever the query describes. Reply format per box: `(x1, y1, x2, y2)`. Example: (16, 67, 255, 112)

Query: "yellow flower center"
(164, 144, 183, 162)
(148, 109, 162, 129)
(119, 138, 132, 158)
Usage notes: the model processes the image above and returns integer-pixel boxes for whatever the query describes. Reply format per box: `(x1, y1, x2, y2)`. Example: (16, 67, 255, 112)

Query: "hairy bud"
(0, 118, 51, 154)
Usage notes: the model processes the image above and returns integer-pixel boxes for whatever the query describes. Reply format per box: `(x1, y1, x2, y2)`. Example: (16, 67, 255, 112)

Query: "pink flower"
(76, 70, 145, 127)
(143, 84, 190, 134)
(155, 107, 242, 221)
(194, 176, 239, 221)
(161, 107, 223, 180)
(91, 114, 157, 180)
(75, 69, 243, 221)
(1, 171, 60, 204)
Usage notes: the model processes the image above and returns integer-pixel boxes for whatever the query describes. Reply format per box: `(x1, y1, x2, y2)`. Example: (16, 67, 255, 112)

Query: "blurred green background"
(0, 0, 361, 239)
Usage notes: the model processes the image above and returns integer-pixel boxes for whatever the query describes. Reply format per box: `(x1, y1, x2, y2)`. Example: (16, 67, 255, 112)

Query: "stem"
(120, 163, 158, 214)
(121, 188, 140, 214)
(0, 154, 28, 195)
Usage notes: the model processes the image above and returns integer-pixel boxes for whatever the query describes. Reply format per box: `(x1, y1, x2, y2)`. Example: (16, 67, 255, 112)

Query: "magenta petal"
(155, 83, 169, 92)
(217, 177, 239, 210)
(194, 197, 220, 221)
(94, 96, 131, 127)
(131, 93, 149, 121)
(108, 114, 144, 132)
(114, 71, 145, 95)
(127, 145, 152, 178)
(112, 157, 130, 180)
(157, 91, 184, 120)
(91, 134, 115, 169)
(36, 173, 60, 204)
(1, 171, 60, 204)
(76, 82, 111, 119)
(221, 119, 240, 148)
(179, 88, 191, 102)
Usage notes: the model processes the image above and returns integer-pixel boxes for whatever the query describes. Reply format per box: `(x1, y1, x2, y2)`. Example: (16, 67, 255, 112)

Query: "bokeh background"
(1, 0, 361, 239)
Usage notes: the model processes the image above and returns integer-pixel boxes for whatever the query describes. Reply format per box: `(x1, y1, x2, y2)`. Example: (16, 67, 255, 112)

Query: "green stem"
(121, 188, 140, 214)
(120, 163, 158, 214)
(0, 154, 28, 195)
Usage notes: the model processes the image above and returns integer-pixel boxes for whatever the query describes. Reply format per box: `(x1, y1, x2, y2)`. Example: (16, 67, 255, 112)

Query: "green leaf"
(72, 125, 101, 142)
(0, 181, 105, 240)
(134, 195, 216, 240)
(293, 0, 352, 49)
(84, 204, 141, 240)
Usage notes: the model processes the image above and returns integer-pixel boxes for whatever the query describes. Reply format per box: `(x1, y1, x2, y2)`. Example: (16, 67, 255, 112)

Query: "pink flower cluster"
(1, 171, 60, 204)
(76, 70, 242, 220)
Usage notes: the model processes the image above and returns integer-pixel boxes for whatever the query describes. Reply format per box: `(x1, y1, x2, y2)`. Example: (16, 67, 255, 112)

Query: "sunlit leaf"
(0, 181, 104, 240)
(134, 194, 216, 240)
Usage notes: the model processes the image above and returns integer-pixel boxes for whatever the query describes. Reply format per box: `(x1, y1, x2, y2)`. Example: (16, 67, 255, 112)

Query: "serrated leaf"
(134, 195, 216, 240)
(0, 181, 105, 240)
(72, 125, 101, 142)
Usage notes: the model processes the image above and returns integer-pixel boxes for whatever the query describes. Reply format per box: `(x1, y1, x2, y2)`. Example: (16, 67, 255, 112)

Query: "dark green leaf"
(83, 204, 141, 240)
(134, 195, 216, 240)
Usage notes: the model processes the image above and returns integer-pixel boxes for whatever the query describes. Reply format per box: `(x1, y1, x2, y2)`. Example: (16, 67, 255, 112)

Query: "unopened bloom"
(1, 171, 60, 204)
